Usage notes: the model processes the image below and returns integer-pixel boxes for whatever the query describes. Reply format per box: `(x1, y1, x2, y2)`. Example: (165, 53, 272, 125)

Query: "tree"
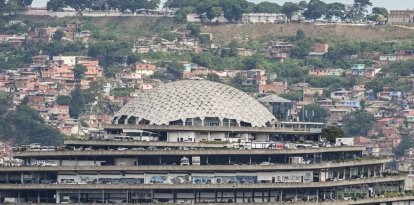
(21, 0, 32, 7)
(195, 0, 217, 18)
(368, 7, 388, 24)
(326, 2, 346, 21)
(187, 23, 201, 38)
(0, 105, 64, 145)
(43, 42, 64, 57)
(166, 61, 184, 80)
(146, 0, 160, 9)
(46, 0, 65, 11)
(221, 39, 238, 57)
(321, 127, 344, 143)
(56, 95, 72, 106)
(360, 99, 366, 111)
(298, 1, 308, 13)
(0, 0, 6, 13)
(253, 2, 281, 14)
(206, 6, 223, 22)
(0, 92, 11, 116)
(343, 110, 376, 137)
(290, 40, 312, 59)
(298, 104, 329, 122)
(281, 2, 299, 22)
(88, 41, 132, 66)
(372, 7, 388, 18)
(127, 54, 141, 65)
(70, 84, 85, 118)
(295, 29, 306, 41)
(240, 55, 260, 70)
(52, 30, 65, 41)
(74, 64, 87, 80)
(351, 0, 372, 21)
(219, 0, 249, 22)
(303, 0, 327, 21)
(394, 135, 412, 157)
(280, 91, 303, 102)
(5, 0, 26, 14)
(164, 0, 198, 8)
(207, 73, 221, 82)
(174, 8, 190, 24)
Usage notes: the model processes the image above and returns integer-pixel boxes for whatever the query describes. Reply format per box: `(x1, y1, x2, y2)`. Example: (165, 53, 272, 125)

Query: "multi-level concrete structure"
(3, 80, 411, 204)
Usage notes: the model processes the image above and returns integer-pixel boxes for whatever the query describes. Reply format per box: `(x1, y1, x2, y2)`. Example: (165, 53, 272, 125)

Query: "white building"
(242, 13, 287, 24)
(335, 138, 354, 146)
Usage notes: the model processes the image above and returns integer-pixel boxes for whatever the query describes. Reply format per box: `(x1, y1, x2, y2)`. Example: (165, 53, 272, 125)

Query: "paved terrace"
(0, 176, 405, 190)
(14, 147, 365, 158)
(103, 124, 322, 134)
(64, 140, 232, 148)
(31, 196, 414, 205)
(0, 159, 388, 172)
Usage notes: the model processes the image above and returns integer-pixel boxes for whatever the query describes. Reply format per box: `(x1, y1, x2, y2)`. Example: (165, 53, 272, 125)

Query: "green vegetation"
(166, 0, 381, 24)
(52, 30, 65, 41)
(0, 0, 32, 15)
(321, 127, 344, 143)
(280, 91, 303, 102)
(365, 77, 412, 93)
(57, 82, 102, 118)
(74, 64, 87, 80)
(394, 135, 413, 157)
(298, 104, 329, 122)
(47, 0, 160, 13)
(0, 92, 64, 145)
(343, 111, 376, 137)
(382, 59, 414, 76)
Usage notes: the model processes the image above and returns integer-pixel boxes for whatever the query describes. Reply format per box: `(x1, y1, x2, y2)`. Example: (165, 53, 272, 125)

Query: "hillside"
(12, 15, 414, 42)
(13, 15, 178, 39)
(201, 23, 414, 42)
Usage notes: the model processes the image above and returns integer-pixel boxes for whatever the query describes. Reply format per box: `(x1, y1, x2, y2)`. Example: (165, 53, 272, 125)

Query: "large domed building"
(113, 79, 275, 127)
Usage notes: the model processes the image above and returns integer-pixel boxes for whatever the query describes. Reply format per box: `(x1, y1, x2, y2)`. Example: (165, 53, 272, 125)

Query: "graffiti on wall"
(170, 175, 191, 184)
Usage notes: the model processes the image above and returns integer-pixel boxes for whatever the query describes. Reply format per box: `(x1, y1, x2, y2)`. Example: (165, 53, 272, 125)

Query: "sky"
(31, 0, 414, 10)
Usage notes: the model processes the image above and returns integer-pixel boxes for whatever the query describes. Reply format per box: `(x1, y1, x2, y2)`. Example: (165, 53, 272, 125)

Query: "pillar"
(101, 190, 104, 203)
(368, 167, 371, 177)
(279, 190, 283, 202)
(343, 168, 346, 180)
(316, 189, 319, 202)
(294, 189, 298, 201)
(56, 190, 60, 204)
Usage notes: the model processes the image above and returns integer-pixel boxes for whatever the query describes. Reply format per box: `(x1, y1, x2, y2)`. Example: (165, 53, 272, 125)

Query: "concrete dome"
(113, 80, 276, 127)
